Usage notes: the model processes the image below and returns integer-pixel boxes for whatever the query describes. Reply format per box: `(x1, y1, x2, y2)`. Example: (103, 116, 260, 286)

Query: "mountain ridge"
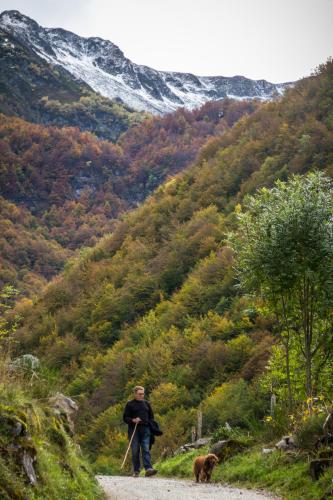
(0, 9, 293, 114)
(0, 20, 145, 141)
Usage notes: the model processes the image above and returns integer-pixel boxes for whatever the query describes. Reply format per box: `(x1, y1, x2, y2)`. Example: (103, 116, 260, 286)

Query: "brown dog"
(193, 453, 219, 482)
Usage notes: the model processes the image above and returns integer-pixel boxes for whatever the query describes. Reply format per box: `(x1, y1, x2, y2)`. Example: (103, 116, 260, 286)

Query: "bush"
(203, 379, 265, 432)
(294, 413, 326, 450)
(151, 407, 197, 459)
(150, 382, 190, 414)
(211, 424, 254, 445)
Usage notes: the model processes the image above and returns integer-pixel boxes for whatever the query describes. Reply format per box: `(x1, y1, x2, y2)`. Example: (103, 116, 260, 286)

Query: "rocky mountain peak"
(0, 9, 294, 114)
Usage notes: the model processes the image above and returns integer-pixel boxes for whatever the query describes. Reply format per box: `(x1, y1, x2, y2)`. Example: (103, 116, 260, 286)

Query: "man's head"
(134, 385, 145, 400)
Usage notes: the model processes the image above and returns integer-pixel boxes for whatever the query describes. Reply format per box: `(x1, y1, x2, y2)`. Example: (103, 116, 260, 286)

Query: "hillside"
(0, 197, 70, 295)
(12, 57, 333, 476)
(0, 98, 256, 294)
(0, 288, 103, 499)
(0, 376, 104, 500)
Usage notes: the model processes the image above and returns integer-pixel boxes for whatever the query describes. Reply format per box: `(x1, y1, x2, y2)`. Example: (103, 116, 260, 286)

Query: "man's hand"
(132, 417, 142, 424)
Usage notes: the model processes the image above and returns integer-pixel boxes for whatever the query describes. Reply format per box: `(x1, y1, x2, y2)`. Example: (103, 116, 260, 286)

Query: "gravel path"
(96, 475, 279, 500)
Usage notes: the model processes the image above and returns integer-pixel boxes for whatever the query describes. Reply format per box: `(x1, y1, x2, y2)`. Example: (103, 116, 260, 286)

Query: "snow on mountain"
(0, 10, 293, 114)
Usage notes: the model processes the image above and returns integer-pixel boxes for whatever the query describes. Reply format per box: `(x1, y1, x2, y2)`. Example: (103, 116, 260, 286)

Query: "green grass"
(156, 446, 333, 499)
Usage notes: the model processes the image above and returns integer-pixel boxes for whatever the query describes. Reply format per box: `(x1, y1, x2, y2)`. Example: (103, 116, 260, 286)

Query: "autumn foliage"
(0, 99, 257, 292)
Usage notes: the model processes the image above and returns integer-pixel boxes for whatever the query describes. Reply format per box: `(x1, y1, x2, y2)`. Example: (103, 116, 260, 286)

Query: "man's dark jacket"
(148, 419, 163, 448)
(123, 399, 163, 449)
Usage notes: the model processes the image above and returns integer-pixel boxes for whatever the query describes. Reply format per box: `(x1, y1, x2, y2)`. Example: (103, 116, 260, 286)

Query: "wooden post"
(197, 406, 202, 439)
(270, 394, 276, 416)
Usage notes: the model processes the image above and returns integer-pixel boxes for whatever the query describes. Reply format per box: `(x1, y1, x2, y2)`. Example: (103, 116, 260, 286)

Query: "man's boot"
(145, 468, 158, 477)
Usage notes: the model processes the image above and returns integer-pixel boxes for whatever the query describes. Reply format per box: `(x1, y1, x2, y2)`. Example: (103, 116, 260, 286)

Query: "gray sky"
(0, 0, 332, 83)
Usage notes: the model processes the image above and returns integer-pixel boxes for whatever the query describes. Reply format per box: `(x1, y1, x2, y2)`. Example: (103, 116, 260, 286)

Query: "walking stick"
(121, 422, 138, 470)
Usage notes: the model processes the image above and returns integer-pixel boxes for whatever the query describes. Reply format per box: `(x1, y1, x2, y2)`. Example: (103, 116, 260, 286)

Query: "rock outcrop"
(48, 392, 78, 435)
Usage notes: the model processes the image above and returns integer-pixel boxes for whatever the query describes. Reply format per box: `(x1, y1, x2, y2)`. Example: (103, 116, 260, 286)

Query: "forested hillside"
(0, 197, 70, 295)
(0, 99, 255, 293)
(12, 58, 333, 479)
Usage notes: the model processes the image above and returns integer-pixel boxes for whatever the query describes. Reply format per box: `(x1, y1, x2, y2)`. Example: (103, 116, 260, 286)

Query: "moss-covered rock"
(0, 403, 37, 484)
(210, 439, 251, 461)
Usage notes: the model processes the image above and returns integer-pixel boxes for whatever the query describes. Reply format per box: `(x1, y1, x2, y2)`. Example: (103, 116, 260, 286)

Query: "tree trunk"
(285, 342, 293, 409)
(197, 407, 202, 439)
(305, 348, 312, 400)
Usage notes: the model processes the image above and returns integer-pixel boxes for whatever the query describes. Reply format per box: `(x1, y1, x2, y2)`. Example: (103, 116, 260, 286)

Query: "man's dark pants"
(129, 424, 152, 472)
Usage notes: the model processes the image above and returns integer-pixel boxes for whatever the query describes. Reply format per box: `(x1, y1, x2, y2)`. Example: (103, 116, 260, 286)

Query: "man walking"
(123, 385, 158, 477)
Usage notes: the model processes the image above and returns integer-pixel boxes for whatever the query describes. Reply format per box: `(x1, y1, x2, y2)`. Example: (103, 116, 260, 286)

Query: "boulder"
(210, 439, 248, 461)
(9, 354, 40, 377)
(48, 393, 78, 435)
(175, 437, 212, 455)
(262, 447, 275, 454)
(275, 435, 297, 451)
(192, 437, 212, 449)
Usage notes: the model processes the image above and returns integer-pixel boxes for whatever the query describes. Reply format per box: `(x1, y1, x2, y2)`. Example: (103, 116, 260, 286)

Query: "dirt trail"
(96, 475, 279, 500)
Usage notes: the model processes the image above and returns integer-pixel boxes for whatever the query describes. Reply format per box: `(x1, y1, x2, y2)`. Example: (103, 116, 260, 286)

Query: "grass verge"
(155, 445, 333, 499)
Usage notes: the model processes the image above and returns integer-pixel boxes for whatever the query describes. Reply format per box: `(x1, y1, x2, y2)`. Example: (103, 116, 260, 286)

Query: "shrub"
(294, 413, 326, 450)
(211, 424, 254, 445)
(203, 379, 265, 432)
